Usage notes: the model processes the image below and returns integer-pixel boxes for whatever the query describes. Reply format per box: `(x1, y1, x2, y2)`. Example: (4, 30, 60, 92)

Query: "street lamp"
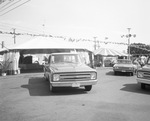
(121, 28, 136, 59)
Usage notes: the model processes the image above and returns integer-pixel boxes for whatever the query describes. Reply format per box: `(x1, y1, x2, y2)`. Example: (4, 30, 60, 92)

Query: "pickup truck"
(44, 53, 97, 92)
(136, 56, 150, 89)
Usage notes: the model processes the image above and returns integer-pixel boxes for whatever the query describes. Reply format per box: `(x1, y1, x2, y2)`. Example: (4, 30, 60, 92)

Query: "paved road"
(0, 67, 150, 121)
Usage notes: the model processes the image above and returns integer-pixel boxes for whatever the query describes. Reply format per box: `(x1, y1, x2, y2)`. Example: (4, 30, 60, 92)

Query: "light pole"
(121, 28, 136, 59)
(127, 28, 131, 59)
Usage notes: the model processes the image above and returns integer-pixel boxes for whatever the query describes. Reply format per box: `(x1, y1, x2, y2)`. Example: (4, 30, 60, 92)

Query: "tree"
(129, 43, 150, 57)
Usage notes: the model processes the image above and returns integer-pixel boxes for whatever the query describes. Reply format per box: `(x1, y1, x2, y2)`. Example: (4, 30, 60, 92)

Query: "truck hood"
(114, 63, 134, 68)
(50, 63, 95, 73)
(139, 65, 150, 71)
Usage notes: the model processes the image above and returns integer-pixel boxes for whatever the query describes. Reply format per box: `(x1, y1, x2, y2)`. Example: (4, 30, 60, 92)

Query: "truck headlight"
(53, 74, 60, 81)
(113, 66, 118, 69)
(137, 72, 143, 78)
(129, 67, 134, 70)
(91, 73, 97, 80)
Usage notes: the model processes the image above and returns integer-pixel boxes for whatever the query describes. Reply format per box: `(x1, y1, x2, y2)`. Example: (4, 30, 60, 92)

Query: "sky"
(0, 0, 150, 52)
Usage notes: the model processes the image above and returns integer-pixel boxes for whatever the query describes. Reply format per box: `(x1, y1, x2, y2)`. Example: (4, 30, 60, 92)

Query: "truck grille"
(118, 67, 131, 70)
(59, 72, 92, 81)
(140, 71, 150, 79)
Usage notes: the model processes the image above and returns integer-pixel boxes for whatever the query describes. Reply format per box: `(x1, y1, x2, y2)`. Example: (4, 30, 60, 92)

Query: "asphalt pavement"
(0, 67, 150, 121)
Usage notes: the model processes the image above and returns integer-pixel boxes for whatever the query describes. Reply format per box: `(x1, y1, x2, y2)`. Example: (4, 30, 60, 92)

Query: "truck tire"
(130, 72, 134, 76)
(85, 85, 92, 91)
(49, 83, 56, 93)
(44, 74, 48, 81)
(114, 71, 117, 75)
(141, 83, 146, 89)
(48, 75, 56, 92)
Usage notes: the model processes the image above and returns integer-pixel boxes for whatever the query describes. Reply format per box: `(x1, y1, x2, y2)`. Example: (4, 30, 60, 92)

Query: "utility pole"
(97, 41, 100, 49)
(12, 28, 16, 44)
(93, 37, 97, 50)
(1, 41, 4, 48)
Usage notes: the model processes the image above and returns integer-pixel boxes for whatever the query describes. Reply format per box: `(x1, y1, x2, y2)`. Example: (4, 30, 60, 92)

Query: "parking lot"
(0, 67, 150, 121)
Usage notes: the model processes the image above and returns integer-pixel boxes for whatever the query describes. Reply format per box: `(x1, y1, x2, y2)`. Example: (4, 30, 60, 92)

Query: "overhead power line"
(0, 30, 53, 37)
(0, 0, 14, 10)
(0, 23, 44, 34)
(0, 29, 149, 52)
(0, 0, 22, 12)
(0, 0, 31, 16)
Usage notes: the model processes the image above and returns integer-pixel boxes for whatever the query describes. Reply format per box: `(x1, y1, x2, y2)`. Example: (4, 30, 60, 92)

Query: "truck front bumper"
(137, 78, 150, 85)
(113, 69, 134, 73)
(51, 80, 97, 87)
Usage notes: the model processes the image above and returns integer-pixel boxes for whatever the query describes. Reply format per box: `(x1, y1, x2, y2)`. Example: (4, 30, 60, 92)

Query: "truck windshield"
(51, 54, 82, 64)
(117, 59, 132, 64)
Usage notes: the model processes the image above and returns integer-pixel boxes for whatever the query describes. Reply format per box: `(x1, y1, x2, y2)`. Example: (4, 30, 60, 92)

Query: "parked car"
(44, 53, 97, 92)
(104, 59, 112, 67)
(136, 56, 150, 89)
(94, 60, 102, 67)
(113, 59, 141, 76)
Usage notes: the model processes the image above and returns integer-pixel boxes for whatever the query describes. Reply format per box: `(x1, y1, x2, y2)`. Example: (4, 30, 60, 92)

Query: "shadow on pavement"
(21, 77, 50, 96)
(120, 83, 150, 95)
(106, 71, 135, 77)
(21, 77, 87, 96)
(105, 71, 115, 76)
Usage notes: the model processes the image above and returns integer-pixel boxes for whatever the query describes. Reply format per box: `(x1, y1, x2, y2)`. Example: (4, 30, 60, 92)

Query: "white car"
(113, 59, 141, 76)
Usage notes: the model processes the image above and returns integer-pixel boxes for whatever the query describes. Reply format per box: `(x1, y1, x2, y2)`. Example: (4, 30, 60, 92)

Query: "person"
(110, 59, 117, 66)
(135, 57, 144, 67)
(133, 58, 139, 64)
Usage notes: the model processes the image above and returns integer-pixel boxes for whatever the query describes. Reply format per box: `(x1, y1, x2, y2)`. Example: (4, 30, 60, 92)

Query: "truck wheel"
(131, 72, 134, 76)
(85, 85, 92, 91)
(44, 75, 48, 81)
(141, 83, 146, 89)
(128, 72, 133, 76)
(49, 83, 56, 93)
